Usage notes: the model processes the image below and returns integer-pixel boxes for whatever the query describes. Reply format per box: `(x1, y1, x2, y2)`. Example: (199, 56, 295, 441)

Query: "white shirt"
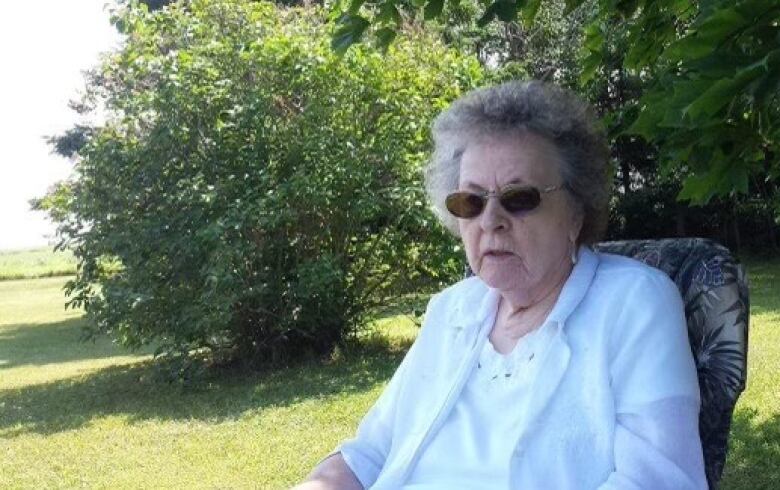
(336, 247, 708, 489)
(404, 322, 557, 489)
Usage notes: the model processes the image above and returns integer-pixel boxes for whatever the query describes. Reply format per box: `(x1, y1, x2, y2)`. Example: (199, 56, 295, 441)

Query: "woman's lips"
(484, 251, 514, 258)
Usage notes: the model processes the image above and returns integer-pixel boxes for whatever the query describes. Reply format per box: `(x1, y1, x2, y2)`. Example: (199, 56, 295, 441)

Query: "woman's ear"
(568, 207, 584, 244)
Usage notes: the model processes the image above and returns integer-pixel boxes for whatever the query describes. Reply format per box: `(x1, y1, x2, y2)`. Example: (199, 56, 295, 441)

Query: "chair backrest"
(595, 238, 749, 489)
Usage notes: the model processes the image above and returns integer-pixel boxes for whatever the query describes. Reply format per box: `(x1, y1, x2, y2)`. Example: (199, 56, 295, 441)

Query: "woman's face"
(458, 132, 583, 307)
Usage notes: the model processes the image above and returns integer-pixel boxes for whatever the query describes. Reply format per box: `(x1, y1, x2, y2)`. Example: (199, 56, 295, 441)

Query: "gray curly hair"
(424, 80, 611, 245)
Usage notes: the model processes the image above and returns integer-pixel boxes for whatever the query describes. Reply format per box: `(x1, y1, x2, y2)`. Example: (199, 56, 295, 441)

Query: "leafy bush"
(43, 0, 483, 367)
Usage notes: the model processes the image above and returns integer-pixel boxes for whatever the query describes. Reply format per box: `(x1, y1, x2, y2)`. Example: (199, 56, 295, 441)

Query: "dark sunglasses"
(445, 184, 565, 219)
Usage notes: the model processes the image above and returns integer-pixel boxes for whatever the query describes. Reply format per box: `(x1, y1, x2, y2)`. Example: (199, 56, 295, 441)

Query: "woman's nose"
(479, 195, 508, 231)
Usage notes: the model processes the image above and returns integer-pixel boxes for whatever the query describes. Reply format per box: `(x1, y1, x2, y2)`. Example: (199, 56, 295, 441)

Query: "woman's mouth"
(484, 250, 514, 258)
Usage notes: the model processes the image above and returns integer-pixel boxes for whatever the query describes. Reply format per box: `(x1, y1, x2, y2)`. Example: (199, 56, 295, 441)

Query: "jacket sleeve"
(598, 271, 707, 490)
(597, 397, 707, 490)
(334, 293, 438, 488)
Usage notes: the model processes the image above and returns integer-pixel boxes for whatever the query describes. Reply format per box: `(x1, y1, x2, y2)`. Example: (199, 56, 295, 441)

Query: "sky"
(0, 1, 121, 251)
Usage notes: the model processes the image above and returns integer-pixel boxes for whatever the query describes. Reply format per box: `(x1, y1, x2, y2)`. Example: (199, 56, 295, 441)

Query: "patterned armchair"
(595, 238, 749, 489)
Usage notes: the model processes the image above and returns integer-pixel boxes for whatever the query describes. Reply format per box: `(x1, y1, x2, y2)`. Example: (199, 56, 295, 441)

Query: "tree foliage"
(618, 0, 779, 206)
(433, 0, 588, 87)
(40, 0, 483, 368)
(333, 0, 780, 210)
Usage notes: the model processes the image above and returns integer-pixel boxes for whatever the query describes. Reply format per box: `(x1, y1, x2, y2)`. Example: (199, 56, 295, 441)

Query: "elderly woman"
(296, 81, 707, 489)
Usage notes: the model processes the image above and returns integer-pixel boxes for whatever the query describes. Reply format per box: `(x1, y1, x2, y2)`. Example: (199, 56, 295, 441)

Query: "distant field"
(0, 252, 777, 488)
(0, 247, 76, 280)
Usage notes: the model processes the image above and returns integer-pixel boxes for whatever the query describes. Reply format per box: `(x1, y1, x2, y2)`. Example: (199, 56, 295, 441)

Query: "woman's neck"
(491, 262, 571, 350)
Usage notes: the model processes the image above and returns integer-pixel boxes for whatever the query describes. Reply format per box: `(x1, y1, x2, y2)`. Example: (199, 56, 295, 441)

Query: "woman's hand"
(291, 453, 363, 490)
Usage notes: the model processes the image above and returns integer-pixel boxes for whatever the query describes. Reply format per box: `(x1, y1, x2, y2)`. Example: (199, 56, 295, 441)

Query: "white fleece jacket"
(337, 247, 708, 489)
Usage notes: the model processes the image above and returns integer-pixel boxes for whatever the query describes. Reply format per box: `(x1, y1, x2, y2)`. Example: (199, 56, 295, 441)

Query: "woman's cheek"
(461, 226, 481, 272)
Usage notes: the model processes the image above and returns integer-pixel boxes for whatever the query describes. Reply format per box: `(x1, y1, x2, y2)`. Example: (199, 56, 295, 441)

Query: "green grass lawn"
(0, 252, 778, 488)
(719, 256, 780, 490)
(0, 273, 417, 488)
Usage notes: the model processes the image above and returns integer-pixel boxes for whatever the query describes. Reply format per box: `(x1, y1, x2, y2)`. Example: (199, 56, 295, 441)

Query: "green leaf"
(521, 0, 542, 25)
(683, 50, 780, 122)
(580, 53, 602, 84)
(579, 22, 603, 84)
(664, 8, 749, 63)
(624, 11, 675, 69)
(424, 0, 445, 20)
(686, 52, 747, 79)
(626, 90, 669, 139)
(563, 0, 584, 15)
(615, 0, 640, 17)
(348, 0, 365, 14)
(331, 14, 370, 55)
(629, 79, 717, 136)
(582, 22, 603, 51)
(749, 63, 780, 105)
(478, 0, 519, 27)
(658, 87, 706, 129)
(677, 174, 712, 204)
(678, 155, 750, 204)
(375, 27, 397, 51)
(377, 2, 402, 26)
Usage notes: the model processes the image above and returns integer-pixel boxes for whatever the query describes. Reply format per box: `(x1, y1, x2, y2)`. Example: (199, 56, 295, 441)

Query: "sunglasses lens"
(500, 187, 541, 213)
(446, 192, 484, 218)
(446, 187, 544, 218)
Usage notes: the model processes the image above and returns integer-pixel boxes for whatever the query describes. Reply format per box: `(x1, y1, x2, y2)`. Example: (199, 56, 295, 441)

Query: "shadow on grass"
(369, 293, 430, 322)
(0, 335, 409, 437)
(0, 318, 150, 370)
(720, 407, 780, 490)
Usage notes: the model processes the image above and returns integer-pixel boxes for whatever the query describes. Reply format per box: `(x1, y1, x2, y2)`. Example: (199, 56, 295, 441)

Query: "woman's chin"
(477, 264, 528, 293)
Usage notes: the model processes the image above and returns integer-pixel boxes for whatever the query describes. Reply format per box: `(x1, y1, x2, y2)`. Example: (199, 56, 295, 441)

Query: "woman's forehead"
(458, 133, 562, 187)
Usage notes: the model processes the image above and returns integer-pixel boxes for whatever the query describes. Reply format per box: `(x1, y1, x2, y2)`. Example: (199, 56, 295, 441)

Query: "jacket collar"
(547, 245, 599, 327)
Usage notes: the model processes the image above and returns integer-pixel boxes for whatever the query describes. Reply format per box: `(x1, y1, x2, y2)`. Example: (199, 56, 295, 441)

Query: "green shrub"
(43, 0, 483, 367)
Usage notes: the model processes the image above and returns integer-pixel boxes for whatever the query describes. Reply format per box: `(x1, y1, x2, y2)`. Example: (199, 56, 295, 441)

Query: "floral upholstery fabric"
(595, 238, 749, 489)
